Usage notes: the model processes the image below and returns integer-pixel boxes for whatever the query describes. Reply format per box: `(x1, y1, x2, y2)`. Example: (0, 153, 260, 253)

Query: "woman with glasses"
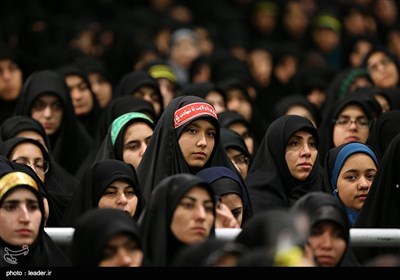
(318, 94, 379, 165)
(0, 137, 72, 226)
(361, 46, 400, 90)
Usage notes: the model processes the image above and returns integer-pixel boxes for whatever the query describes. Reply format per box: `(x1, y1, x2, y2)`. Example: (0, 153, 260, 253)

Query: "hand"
(215, 202, 240, 228)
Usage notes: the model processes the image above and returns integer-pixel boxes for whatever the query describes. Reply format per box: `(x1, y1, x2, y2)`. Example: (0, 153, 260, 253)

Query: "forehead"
(3, 187, 38, 201)
(339, 104, 366, 115)
(189, 118, 216, 129)
(35, 93, 61, 103)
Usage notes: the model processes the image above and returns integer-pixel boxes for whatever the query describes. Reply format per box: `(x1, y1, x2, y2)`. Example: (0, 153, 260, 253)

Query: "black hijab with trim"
(245, 115, 323, 213)
(0, 164, 71, 267)
(136, 95, 238, 203)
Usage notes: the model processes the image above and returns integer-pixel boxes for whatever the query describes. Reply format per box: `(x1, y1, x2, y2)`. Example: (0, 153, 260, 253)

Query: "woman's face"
(307, 221, 347, 267)
(30, 94, 63, 136)
(178, 119, 216, 169)
(0, 188, 42, 246)
(10, 143, 47, 183)
(367, 52, 399, 89)
(98, 234, 143, 267)
(337, 153, 377, 211)
(14, 130, 47, 151)
(206, 91, 226, 114)
(122, 122, 153, 169)
(65, 74, 94, 116)
(333, 105, 370, 147)
(226, 89, 252, 122)
(228, 123, 254, 156)
(220, 193, 243, 226)
(170, 186, 214, 245)
(98, 180, 138, 217)
(285, 130, 318, 181)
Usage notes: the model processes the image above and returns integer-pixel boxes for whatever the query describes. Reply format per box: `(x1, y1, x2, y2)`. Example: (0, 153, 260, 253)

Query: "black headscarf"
(353, 134, 400, 263)
(197, 166, 252, 226)
(62, 159, 144, 227)
(136, 95, 237, 203)
(318, 94, 376, 165)
(69, 208, 142, 267)
(290, 192, 350, 266)
(0, 137, 71, 227)
(57, 64, 102, 139)
(139, 173, 216, 267)
(113, 71, 164, 120)
(245, 115, 323, 213)
(14, 70, 93, 175)
(0, 165, 71, 267)
(366, 110, 400, 160)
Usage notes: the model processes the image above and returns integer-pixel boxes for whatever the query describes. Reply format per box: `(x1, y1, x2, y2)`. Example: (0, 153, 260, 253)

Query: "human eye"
(103, 189, 117, 196)
(365, 171, 376, 181)
(356, 118, 369, 127)
(186, 126, 197, 134)
(124, 188, 136, 197)
(125, 142, 140, 151)
(51, 102, 63, 111)
(12, 158, 29, 165)
(336, 117, 349, 125)
(345, 174, 358, 181)
(204, 202, 214, 213)
(207, 129, 216, 138)
(32, 101, 46, 111)
(288, 138, 300, 147)
(231, 208, 242, 218)
(1, 202, 18, 211)
(180, 200, 195, 209)
(27, 201, 39, 211)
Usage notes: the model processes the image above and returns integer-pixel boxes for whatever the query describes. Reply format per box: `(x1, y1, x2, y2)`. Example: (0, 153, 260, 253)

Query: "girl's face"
(333, 105, 370, 147)
(336, 153, 377, 211)
(122, 122, 153, 169)
(178, 119, 216, 169)
(98, 180, 138, 218)
(0, 188, 42, 246)
(307, 221, 347, 267)
(30, 94, 63, 136)
(98, 234, 143, 267)
(367, 52, 399, 89)
(285, 130, 318, 181)
(170, 186, 214, 245)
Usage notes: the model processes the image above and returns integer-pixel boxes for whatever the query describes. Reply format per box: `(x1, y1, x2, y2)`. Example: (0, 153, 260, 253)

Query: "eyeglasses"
(366, 57, 394, 74)
(231, 155, 249, 166)
(334, 117, 370, 128)
(12, 158, 49, 174)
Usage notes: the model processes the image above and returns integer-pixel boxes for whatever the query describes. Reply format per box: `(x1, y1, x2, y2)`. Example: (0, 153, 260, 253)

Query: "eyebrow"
(182, 195, 213, 204)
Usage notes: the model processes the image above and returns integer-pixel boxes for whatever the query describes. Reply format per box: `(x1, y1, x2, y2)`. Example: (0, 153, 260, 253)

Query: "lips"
(16, 229, 32, 236)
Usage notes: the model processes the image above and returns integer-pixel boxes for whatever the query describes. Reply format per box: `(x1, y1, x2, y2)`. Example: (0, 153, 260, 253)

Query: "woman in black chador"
(136, 95, 240, 203)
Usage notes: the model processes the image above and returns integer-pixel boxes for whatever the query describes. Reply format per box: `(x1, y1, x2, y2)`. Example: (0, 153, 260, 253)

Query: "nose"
(139, 143, 147, 157)
(18, 204, 30, 223)
(116, 193, 128, 206)
(319, 232, 333, 249)
(301, 144, 311, 157)
(358, 176, 370, 190)
(194, 205, 207, 221)
(116, 248, 133, 267)
(197, 133, 207, 148)
(2, 69, 11, 80)
(43, 106, 52, 117)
